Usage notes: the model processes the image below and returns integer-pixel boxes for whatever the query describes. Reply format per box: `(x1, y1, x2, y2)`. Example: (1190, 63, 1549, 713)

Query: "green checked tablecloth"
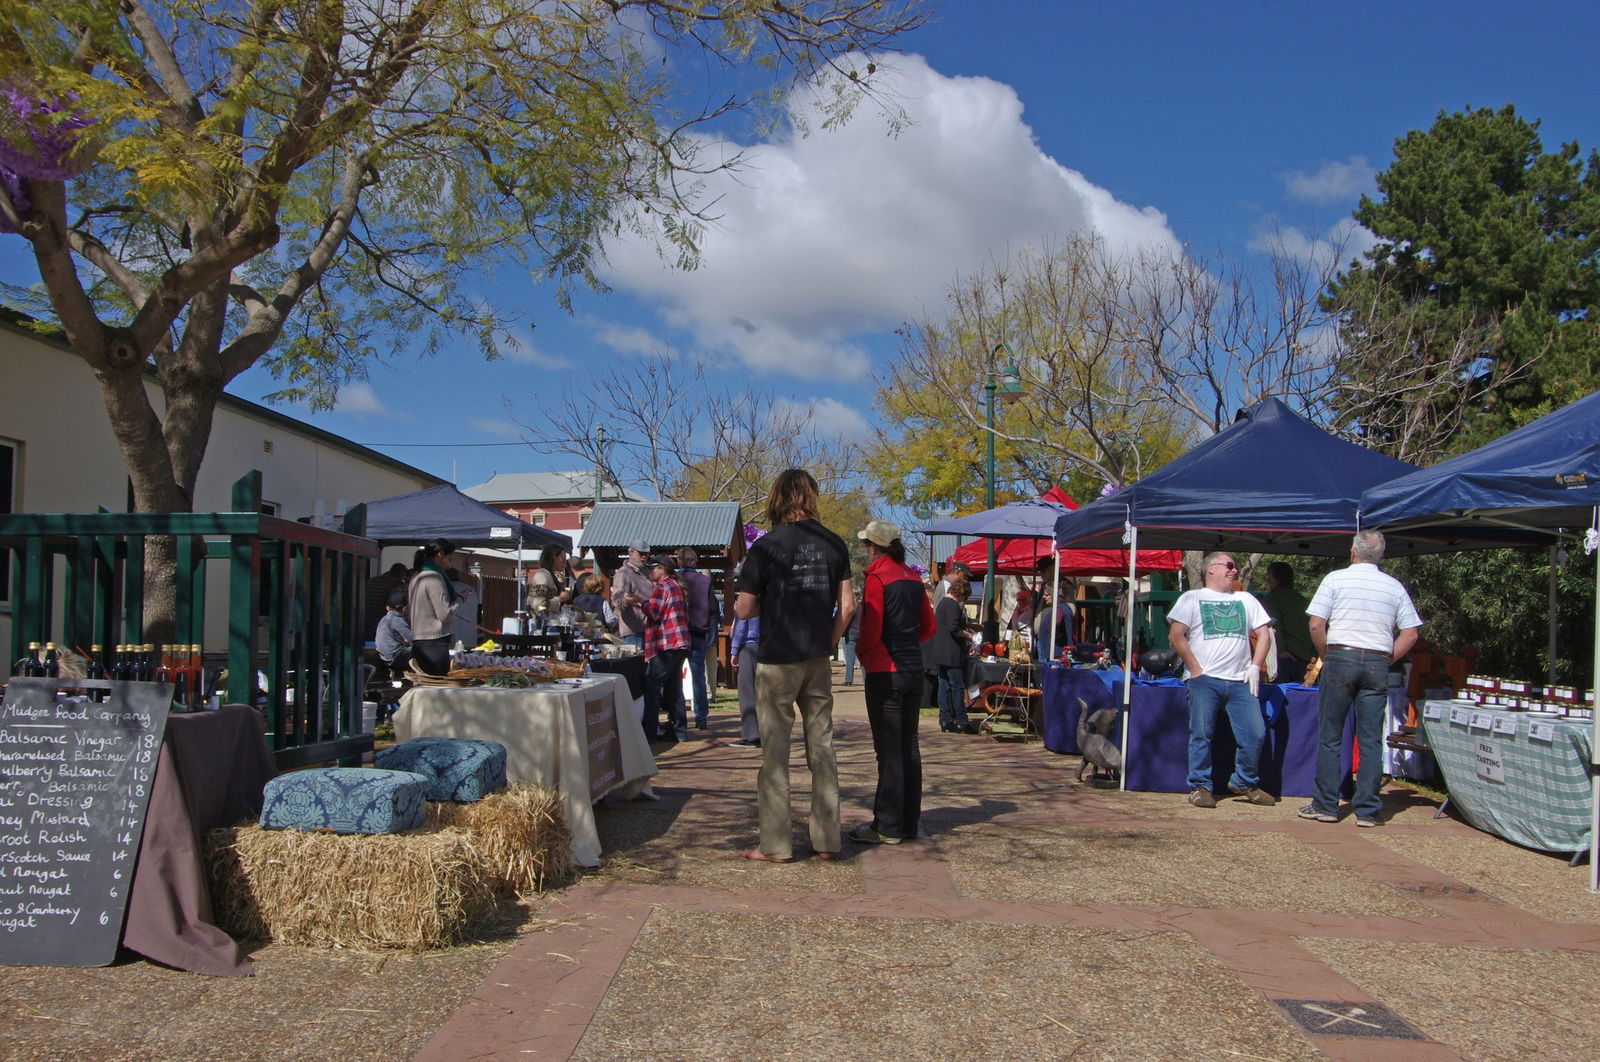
(1419, 699, 1596, 855)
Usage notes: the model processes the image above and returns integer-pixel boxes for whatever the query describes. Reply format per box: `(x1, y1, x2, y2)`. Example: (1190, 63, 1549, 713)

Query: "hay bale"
(206, 824, 496, 949)
(424, 783, 573, 895)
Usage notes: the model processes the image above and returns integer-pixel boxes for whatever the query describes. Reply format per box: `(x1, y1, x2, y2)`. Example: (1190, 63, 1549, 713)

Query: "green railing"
(1, 472, 377, 769)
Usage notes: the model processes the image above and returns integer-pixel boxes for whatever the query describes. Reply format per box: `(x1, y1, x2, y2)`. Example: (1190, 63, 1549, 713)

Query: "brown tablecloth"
(123, 706, 275, 976)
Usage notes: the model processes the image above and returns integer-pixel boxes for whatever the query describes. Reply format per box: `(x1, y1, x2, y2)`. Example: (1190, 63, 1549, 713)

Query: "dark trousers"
(865, 670, 924, 839)
(412, 637, 451, 676)
(647, 649, 689, 739)
(1312, 648, 1390, 820)
(383, 648, 414, 682)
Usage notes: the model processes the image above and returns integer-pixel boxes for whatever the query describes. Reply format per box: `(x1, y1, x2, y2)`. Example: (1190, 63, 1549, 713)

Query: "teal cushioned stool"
(259, 767, 430, 834)
(375, 737, 508, 802)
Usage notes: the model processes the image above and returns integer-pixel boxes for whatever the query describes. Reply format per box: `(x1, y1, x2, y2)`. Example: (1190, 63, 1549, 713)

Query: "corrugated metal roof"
(580, 501, 743, 550)
(461, 471, 646, 504)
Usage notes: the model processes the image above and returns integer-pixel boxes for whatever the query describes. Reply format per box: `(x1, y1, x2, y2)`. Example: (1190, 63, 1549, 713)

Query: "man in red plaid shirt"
(629, 557, 691, 742)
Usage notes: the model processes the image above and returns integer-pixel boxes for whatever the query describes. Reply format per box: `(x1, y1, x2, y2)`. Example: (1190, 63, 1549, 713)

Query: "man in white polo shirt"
(1299, 530, 1423, 828)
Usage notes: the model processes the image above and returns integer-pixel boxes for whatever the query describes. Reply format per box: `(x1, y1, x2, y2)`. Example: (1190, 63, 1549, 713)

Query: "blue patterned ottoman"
(259, 767, 430, 834)
(375, 737, 508, 802)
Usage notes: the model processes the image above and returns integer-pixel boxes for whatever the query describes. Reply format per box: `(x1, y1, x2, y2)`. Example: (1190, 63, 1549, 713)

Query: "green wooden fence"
(1, 472, 377, 769)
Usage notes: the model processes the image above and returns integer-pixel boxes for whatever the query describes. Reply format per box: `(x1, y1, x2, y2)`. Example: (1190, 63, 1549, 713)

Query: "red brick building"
(462, 471, 644, 540)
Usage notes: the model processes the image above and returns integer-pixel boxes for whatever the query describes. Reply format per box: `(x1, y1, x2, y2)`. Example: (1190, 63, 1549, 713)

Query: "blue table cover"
(1041, 667, 1349, 797)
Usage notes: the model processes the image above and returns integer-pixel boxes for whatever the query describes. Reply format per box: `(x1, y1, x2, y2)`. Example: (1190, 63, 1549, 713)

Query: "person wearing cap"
(374, 586, 413, 681)
(407, 538, 471, 675)
(849, 520, 936, 846)
(628, 557, 691, 742)
(611, 540, 654, 649)
(734, 468, 854, 863)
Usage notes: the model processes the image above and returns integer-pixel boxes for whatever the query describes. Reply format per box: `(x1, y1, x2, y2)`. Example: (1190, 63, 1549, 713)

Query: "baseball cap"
(857, 519, 902, 548)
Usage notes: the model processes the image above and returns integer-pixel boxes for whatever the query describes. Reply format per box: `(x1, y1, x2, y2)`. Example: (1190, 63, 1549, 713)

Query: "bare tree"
(506, 357, 852, 511)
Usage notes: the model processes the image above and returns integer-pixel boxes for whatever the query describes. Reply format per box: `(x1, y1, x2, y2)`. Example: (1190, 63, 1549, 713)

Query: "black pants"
(647, 649, 689, 739)
(864, 670, 924, 840)
(384, 647, 414, 681)
(412, 636, 451, 676)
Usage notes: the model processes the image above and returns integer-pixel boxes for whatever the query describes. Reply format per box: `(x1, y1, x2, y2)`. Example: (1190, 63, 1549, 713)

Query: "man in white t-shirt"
(1167, 551, 1275, 808)
(1299, 531, 1422, 828)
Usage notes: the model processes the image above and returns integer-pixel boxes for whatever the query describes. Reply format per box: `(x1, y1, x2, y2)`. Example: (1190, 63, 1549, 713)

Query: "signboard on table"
(584, 686, 623, 800)
(1473, 739, 1506, 784)
(0, 679, 172, 967)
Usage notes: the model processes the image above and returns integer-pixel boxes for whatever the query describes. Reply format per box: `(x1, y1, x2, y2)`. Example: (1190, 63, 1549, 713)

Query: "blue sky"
(5, 0, 1599, 500)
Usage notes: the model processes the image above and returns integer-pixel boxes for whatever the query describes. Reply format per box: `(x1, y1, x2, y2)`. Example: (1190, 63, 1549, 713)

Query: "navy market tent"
(1359, 389, 1600, 535)
(358, 485, 570, 549)
(1051, 397, 1540, 557)
(1357, 390, 1600, 889)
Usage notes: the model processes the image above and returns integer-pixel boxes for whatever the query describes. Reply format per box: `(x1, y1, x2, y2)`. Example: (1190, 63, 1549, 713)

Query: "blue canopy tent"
(1358, 389, 1600, 888)
(359, 484, 570, 550)
(1049, 397, 1529, 787)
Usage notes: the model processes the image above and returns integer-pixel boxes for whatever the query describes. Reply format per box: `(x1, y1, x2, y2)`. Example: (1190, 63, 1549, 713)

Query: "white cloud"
(590, 320, 669, 358)
(775, 395, 871, 441)
(1282, 157, 1373, 205)
(599, 53, 1181, 379)
(469, 417, 524, 439)
(1249, 217, 1378, 271)
(334, 381, 408, 419)
(497, 330, 572, 370)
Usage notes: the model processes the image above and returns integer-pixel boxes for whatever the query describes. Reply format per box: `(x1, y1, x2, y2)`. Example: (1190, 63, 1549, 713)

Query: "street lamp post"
(981, 345, 1024, 645)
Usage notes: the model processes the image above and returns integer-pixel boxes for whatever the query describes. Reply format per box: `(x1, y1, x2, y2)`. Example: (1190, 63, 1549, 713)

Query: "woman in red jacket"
(849, 520, 936, 846)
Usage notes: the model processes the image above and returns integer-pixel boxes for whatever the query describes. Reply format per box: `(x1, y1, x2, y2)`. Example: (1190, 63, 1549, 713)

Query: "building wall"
(0, 319, 440, 649)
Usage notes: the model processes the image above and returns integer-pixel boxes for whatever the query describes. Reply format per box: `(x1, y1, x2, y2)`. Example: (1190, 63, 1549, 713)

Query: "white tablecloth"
(394, 672, 656, 866)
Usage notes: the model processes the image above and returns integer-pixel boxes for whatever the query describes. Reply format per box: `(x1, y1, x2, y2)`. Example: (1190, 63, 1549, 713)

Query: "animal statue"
(1075, 697, 1123, 783)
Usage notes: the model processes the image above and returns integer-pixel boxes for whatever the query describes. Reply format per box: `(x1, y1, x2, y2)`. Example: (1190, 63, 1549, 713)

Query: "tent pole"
(1120, 525, 1137, 792)
(1590, 511, 1599, 892)
(1049, 552, 1061, 661)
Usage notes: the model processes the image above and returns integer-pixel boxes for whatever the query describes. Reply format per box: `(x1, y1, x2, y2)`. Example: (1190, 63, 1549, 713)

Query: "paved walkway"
(417, 669, 1600, 1061)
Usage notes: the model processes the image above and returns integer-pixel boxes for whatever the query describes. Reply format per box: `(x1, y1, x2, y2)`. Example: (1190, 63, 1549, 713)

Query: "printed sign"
(1490, 716, 1518, 736)
(1473, 739, 1506, 784)
(1422, 703, 1444, 721)
(1448, 706, 1471, 726)
(1469, 712, 1492, 730)
(1528, 722, 1557, 743)
(583, 684, 623, 801)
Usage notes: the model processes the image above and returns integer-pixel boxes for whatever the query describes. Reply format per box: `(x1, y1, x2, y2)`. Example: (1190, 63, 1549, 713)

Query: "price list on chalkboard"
(0, 678, 171, 967)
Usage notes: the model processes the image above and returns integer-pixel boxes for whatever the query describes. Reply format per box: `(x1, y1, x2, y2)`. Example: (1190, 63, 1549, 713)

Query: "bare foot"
(741, 848, 794, 863)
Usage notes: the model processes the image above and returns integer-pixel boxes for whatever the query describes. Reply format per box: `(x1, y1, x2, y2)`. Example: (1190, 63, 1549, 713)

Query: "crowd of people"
(369, 465, 1428, 856)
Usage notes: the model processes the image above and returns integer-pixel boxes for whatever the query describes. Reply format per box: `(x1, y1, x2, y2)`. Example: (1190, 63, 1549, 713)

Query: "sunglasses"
(1211, 561, 1238, 570)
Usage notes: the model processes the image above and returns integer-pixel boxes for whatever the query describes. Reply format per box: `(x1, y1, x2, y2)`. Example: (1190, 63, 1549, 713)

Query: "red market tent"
(942, 488, 1182, 576)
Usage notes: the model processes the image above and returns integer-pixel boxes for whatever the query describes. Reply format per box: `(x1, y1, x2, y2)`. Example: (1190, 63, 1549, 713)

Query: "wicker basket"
(406, 662, 556, 688)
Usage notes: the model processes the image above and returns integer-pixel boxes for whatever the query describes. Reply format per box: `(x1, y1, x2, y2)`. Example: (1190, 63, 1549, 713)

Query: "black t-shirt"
(735, 519, 851, 664)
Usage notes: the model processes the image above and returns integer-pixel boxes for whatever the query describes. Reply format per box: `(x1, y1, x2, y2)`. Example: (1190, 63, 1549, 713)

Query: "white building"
(0, 311, 443, 649)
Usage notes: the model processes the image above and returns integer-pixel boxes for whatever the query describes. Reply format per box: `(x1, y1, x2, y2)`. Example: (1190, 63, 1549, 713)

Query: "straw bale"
(424, 783, 573, 895)
(205, 824, 497, 949)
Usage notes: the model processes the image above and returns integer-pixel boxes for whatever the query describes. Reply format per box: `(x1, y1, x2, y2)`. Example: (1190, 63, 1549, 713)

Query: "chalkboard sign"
(0, 678, 172, 967)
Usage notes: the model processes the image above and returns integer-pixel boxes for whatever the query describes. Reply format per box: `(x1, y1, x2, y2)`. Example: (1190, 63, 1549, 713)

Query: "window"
(529, 508, 547, 526)
(0, 439, 13, 605)
(579, 506, 593, 528)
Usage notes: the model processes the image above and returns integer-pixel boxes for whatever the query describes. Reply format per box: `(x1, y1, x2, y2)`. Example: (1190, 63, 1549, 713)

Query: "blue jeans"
(937, 665, 970, 728)
(1185, 674, 1264, 792)
(842, 638, 858, 684)
(687, 631, 710, 725)
(1312, 648, 1390, 820)
(622, 633, 644, 650)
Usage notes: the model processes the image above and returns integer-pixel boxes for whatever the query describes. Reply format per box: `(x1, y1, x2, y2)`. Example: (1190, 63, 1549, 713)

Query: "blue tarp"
(358, 485, 570, 549)
(1359, 389, 1600, 534)
(922, 498, 1070, 537)
(1052, 398, 1424, 556)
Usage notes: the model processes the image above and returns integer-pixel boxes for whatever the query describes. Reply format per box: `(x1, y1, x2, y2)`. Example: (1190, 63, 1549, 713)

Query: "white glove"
(1246, 664, 1261, 697)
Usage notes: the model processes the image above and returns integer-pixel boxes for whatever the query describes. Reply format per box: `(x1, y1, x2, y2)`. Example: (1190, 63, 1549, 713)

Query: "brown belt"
(1327, 644, 1388, 657)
